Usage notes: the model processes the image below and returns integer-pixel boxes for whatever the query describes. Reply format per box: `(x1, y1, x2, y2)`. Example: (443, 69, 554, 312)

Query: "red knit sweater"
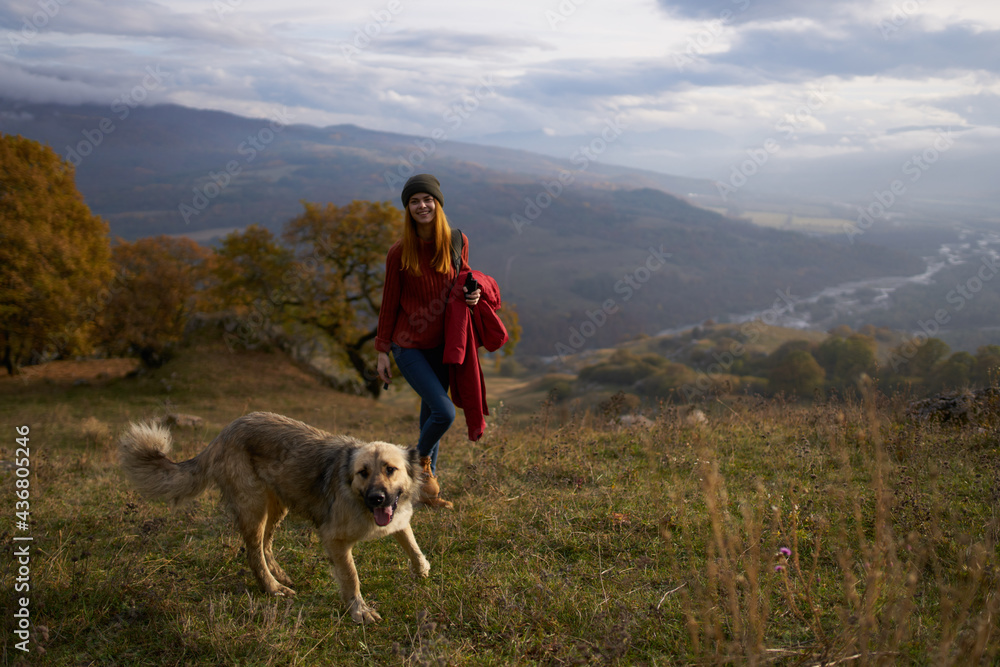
(375, 233, 469, 352)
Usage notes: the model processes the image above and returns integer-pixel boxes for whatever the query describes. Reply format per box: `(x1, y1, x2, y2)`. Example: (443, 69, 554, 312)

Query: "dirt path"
(0, 358, 140, 384)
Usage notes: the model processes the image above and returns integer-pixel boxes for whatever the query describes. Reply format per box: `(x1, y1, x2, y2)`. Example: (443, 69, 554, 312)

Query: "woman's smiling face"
(408, 193, 437, 229)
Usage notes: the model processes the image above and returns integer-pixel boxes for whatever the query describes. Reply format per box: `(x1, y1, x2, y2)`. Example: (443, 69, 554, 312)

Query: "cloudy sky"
(2, 0, 999, 202)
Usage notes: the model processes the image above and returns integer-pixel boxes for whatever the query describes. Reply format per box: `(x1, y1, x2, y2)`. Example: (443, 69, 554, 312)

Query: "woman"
(375, 174, 480, 509)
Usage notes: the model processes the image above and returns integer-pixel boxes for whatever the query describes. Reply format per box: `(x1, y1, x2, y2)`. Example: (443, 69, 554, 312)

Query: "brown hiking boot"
(418, 457, 453, 509)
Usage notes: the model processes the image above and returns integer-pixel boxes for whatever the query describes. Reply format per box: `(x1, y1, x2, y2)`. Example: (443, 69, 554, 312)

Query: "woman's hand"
(464, 287, 481, 307)
(377, 352, 392, 386)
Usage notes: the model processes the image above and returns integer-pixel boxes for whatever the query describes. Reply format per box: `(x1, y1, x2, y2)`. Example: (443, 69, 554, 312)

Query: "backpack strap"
(450, 228, 465, 273)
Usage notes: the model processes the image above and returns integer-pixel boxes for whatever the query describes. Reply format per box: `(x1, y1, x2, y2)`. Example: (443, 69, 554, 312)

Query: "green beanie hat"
(401, 174, 444, 208)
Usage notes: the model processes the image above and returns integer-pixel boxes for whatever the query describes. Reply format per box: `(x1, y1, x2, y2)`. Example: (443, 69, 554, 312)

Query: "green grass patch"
(1, 344, 998, 664)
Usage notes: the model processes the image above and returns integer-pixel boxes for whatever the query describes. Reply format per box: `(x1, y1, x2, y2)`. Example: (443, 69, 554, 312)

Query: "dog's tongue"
(374, 506, 393, 527)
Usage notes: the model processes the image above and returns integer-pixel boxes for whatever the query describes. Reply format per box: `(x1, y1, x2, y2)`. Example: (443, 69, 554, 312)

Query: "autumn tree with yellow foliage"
(208, 223, 295, 317)
(0, 134, 112, 374)
(209, 204, 400, 395)
(94, 236, 211, 367)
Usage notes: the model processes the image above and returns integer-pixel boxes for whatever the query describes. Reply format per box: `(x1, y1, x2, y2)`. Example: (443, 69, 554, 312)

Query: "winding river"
(659, 227, 1000, 335)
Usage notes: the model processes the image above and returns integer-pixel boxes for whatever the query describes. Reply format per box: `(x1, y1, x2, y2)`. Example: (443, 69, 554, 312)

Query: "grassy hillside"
(1, 340, 997, 665)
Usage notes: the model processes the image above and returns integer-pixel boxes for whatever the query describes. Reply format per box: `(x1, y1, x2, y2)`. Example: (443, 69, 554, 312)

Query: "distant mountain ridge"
(0, 99, 925, 354)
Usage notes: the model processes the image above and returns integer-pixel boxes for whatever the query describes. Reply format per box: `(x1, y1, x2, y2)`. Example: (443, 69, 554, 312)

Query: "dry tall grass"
(1, 347, 997, 665)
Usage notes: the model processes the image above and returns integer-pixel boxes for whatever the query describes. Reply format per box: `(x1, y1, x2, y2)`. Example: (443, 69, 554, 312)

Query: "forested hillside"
(1, 102, 924, 353)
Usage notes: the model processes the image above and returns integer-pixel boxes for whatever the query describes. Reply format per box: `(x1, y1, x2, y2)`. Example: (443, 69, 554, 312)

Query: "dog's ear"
(406, 447, 421, 480)
(340, 447, 358, 489)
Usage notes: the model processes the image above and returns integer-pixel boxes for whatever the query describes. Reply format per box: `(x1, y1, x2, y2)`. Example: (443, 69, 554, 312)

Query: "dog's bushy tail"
(118, 422, 211, 506)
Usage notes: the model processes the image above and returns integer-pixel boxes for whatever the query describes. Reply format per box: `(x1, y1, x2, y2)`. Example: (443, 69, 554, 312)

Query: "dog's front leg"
(324, 538, 381, 623)
(393, 526, 430, 578)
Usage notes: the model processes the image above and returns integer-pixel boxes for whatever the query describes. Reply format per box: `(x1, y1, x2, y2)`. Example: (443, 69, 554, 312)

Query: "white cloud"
(1, 0, 999, 200)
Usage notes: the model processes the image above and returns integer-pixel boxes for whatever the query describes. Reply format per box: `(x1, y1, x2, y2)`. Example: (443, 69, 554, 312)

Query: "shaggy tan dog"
(118, 411, 429, 623)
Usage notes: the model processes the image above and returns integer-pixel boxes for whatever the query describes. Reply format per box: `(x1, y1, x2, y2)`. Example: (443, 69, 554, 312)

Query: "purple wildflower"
(779, 547, 792, 557)
(774, 565, 784, 572)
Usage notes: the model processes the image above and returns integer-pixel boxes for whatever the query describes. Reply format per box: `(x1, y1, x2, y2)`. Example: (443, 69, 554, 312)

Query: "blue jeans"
(391, 343, 454, 473)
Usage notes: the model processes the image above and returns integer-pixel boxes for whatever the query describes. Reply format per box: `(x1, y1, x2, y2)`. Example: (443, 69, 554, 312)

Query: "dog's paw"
(269, 584, 296, 597)
(411, 556, 431, 578)
(421, 497, 454, 510)
(349, 599, 382, 624)
(270, 568, 295, 587)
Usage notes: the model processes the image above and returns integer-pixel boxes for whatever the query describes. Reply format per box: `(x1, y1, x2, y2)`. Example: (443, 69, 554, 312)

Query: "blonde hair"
(400, 205, 454, 276)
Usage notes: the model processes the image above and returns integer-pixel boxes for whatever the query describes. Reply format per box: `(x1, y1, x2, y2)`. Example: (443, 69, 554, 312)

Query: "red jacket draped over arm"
(443, 270, 508, 441)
